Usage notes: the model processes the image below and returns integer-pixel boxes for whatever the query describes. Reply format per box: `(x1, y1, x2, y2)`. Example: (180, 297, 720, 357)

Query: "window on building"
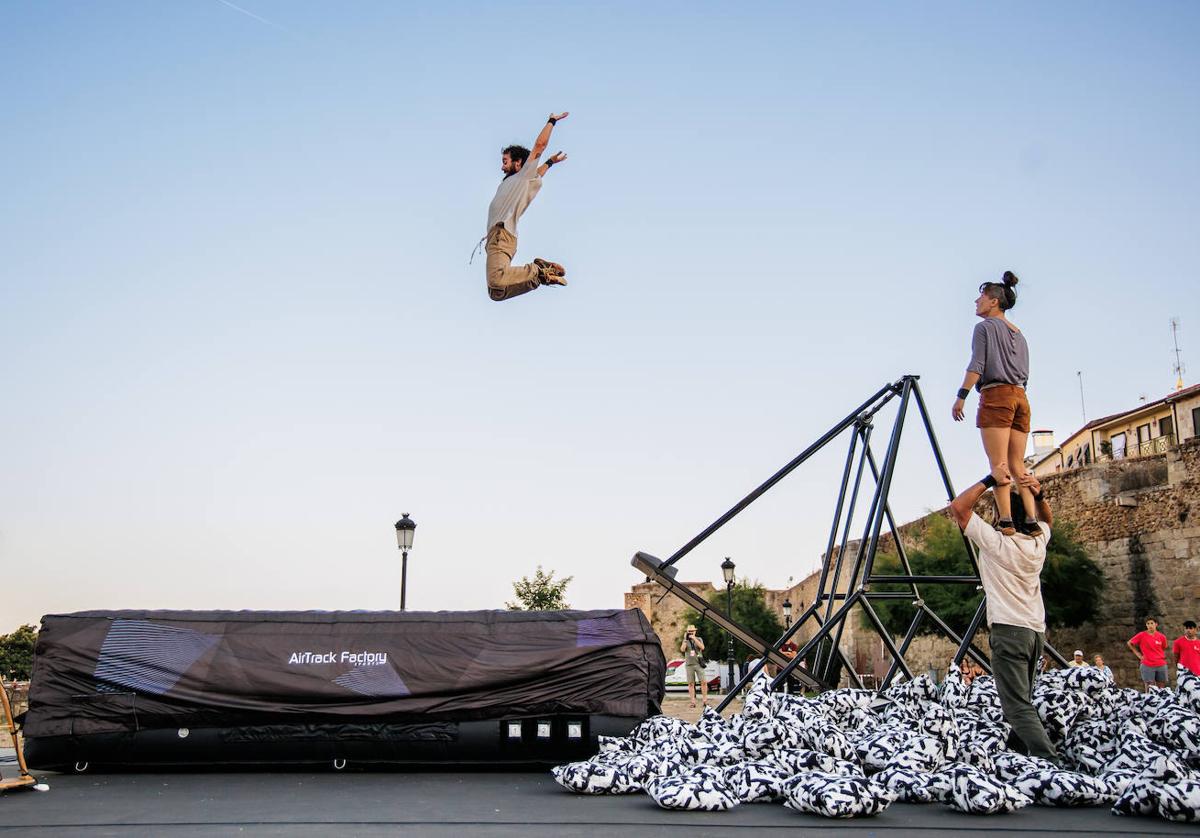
(1137, 423, 1151, 445)
(1193, 407, 1200, 438)
(1160, 416, 1174, 439)
(1083, 443, 1091, 464)
(1111, 432, 1126, 458)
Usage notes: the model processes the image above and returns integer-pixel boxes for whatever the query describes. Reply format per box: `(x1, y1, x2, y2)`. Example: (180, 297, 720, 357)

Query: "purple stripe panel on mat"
(576, 612, 639, 648)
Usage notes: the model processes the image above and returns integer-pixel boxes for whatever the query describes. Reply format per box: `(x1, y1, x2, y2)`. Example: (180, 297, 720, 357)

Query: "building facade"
(1031, 383, 1200, 477)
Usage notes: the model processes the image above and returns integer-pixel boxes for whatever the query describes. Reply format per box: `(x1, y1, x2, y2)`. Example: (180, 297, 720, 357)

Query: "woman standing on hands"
(952, 271, 1039, 535)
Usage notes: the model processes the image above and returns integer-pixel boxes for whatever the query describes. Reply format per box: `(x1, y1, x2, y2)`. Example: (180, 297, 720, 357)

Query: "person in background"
(1092, 654, 1113, 681)
(680, 624, 708, 708)
(1172, 620, 1200, 681)
(1127, 617, 1169, 691)
(956, 657, 985, 686)
(1067, 649, 1087, 668)
(779, 639, 799, 693)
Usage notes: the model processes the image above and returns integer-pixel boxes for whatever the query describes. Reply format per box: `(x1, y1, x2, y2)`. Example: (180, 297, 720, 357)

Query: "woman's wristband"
(957, 388, 970, 400)
(548, 116, 557, 125)
(545, 158, 556, 167)
(1033, 490, 1045, 502)
(981, 475, 997, 489)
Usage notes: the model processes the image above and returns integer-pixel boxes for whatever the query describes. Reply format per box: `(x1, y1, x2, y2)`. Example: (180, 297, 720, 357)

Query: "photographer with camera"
(680, 624, 708, 708)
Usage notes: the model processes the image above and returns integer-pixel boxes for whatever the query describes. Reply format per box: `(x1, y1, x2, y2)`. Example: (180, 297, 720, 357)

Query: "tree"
(680, 582, 785, 665)
(0, 624, 37, 681)
(506, 566, 573, 610)
(870, 513, 1104, 637)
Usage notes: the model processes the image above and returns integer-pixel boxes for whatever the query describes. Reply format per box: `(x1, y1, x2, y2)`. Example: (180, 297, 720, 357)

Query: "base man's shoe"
(1017, 520, 1042, 536)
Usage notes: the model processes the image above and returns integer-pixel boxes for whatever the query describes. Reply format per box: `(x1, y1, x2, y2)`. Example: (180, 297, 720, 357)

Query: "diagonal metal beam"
(631, 552, 824, 691)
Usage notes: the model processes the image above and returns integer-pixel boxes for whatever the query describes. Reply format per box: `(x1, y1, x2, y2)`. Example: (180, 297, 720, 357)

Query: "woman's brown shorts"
(976, 384, 1031, 432)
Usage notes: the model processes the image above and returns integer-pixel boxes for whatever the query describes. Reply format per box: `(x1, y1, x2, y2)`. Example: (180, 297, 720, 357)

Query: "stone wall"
(1034, 437, 1200, 688)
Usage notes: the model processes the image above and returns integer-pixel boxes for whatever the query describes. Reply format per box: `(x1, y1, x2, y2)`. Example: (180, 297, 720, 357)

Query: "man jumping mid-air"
(482, 112, 569, 302)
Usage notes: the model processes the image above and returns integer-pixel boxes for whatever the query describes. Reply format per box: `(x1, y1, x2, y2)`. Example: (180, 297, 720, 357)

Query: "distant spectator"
(1067, 649, 1087, 668)
(1172, 620, 1200, 682)
(1127, 617, 1169, 691)
(955, 657, 985, 686)
(680, 625, 708, 708)
(1092, 654, 1113, 681)
(779, 640, 799, 693)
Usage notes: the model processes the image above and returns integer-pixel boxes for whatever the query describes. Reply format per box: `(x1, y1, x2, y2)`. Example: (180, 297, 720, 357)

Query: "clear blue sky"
(2, 1, 1197, 628)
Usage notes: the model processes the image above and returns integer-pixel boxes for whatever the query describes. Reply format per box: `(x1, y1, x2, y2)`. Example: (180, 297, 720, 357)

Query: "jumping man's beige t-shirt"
(486, 155, 542, 236)
(964, 513, 1049, 633)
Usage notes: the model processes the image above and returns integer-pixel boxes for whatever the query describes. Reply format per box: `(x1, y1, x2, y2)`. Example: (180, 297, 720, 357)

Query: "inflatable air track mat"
(23, 608, 665, 770)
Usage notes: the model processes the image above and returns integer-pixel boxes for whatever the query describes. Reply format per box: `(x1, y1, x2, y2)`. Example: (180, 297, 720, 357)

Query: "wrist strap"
(545, 158, 555, 167)
(981, 475, 997, 489)
(1033, 490, 1045, 502)
(548, 116, 557, 125)
(957, 388, 970, 400)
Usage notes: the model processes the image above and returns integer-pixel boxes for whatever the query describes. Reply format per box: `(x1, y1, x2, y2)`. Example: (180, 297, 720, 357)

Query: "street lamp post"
(721, 557, 736, 694)
(782, 598, 792, 627)
(395, 514, 416, 610)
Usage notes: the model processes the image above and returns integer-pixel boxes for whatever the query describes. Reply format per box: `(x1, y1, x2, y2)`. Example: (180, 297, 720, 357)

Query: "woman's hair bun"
(1002, 270, 1019, 287)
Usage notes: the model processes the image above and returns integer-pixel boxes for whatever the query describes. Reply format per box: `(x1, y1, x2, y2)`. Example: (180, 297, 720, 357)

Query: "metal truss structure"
(631, 374, 1067, 707)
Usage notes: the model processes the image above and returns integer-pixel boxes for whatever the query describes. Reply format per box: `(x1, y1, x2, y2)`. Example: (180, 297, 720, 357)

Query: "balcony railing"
(1101, 433, 1175, 462)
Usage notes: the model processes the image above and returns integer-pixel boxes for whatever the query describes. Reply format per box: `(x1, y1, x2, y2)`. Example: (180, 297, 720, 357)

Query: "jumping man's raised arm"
(531, 111, 568, 160)
(538, 151, 567, 177)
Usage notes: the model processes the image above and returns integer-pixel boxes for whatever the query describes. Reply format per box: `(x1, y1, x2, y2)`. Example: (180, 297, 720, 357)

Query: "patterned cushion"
(644, 767, 740, 811)
(801, 717, 856, 761)
(939, 666, 971, 709)
(782, 772, 896, 818)
(1112, 754, 1200, 822)
(741, 715, 803, 758)
(1179, 667, 1200, 716)
(765, 747, 863, 777)
(933, 763, 1032, 814)
(1009, 767, 1115, 807)
(628, 715, 691, 744)
(964, 675, 1006, 724)
(855, 728, 944, 774)
(991, 751, 1059, 783)
(552, 759, 639, 794)
(872, 765, 938, 803)
(1147, 704, 1200, 753)
(722, 759, 793, 803)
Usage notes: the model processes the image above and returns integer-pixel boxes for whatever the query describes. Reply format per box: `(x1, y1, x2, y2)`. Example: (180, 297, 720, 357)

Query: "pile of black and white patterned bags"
(552, 665, 1200, 823)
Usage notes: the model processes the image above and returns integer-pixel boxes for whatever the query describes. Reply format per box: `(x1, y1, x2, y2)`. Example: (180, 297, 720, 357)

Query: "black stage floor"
(2, 761, 1195, 838)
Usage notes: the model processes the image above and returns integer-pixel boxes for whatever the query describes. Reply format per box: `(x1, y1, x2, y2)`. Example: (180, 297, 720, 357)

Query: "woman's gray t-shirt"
(967, 318, 1029, 390)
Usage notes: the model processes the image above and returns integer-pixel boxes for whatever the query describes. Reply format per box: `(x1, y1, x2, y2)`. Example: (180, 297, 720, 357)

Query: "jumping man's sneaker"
(534, 258, 568, 286)
(534, 258, 566, 276)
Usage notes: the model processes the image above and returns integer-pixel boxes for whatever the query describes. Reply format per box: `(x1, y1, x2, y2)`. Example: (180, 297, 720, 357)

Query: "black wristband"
(548, 117, 557, 125)
(545, 158, 555, 167)
(1033, 490, 1045, 502)
(957, 388, 970, 400)
(981, 475, 997, 489)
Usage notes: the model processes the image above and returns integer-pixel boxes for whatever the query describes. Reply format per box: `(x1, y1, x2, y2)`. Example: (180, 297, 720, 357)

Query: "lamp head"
(395, 514, 416, 551)
(720, 557, 735, 585)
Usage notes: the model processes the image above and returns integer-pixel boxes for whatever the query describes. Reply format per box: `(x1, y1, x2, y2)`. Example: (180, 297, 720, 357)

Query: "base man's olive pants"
(990, 623, 1059, 764)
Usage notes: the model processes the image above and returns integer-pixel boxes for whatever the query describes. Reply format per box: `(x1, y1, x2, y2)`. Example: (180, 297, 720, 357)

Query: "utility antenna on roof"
(1077, 371, 1087, 422)
(1171, 317, 1186, 391)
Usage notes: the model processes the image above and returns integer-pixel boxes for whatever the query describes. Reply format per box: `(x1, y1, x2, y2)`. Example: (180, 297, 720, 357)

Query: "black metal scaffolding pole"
(630, 374, 1003, 696)
(661, 381, 899, 570)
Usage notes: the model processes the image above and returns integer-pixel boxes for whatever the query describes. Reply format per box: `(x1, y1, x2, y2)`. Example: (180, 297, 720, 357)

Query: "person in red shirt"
(1172, 620, 1200, 680)
(1127, 617, 1170, 690)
